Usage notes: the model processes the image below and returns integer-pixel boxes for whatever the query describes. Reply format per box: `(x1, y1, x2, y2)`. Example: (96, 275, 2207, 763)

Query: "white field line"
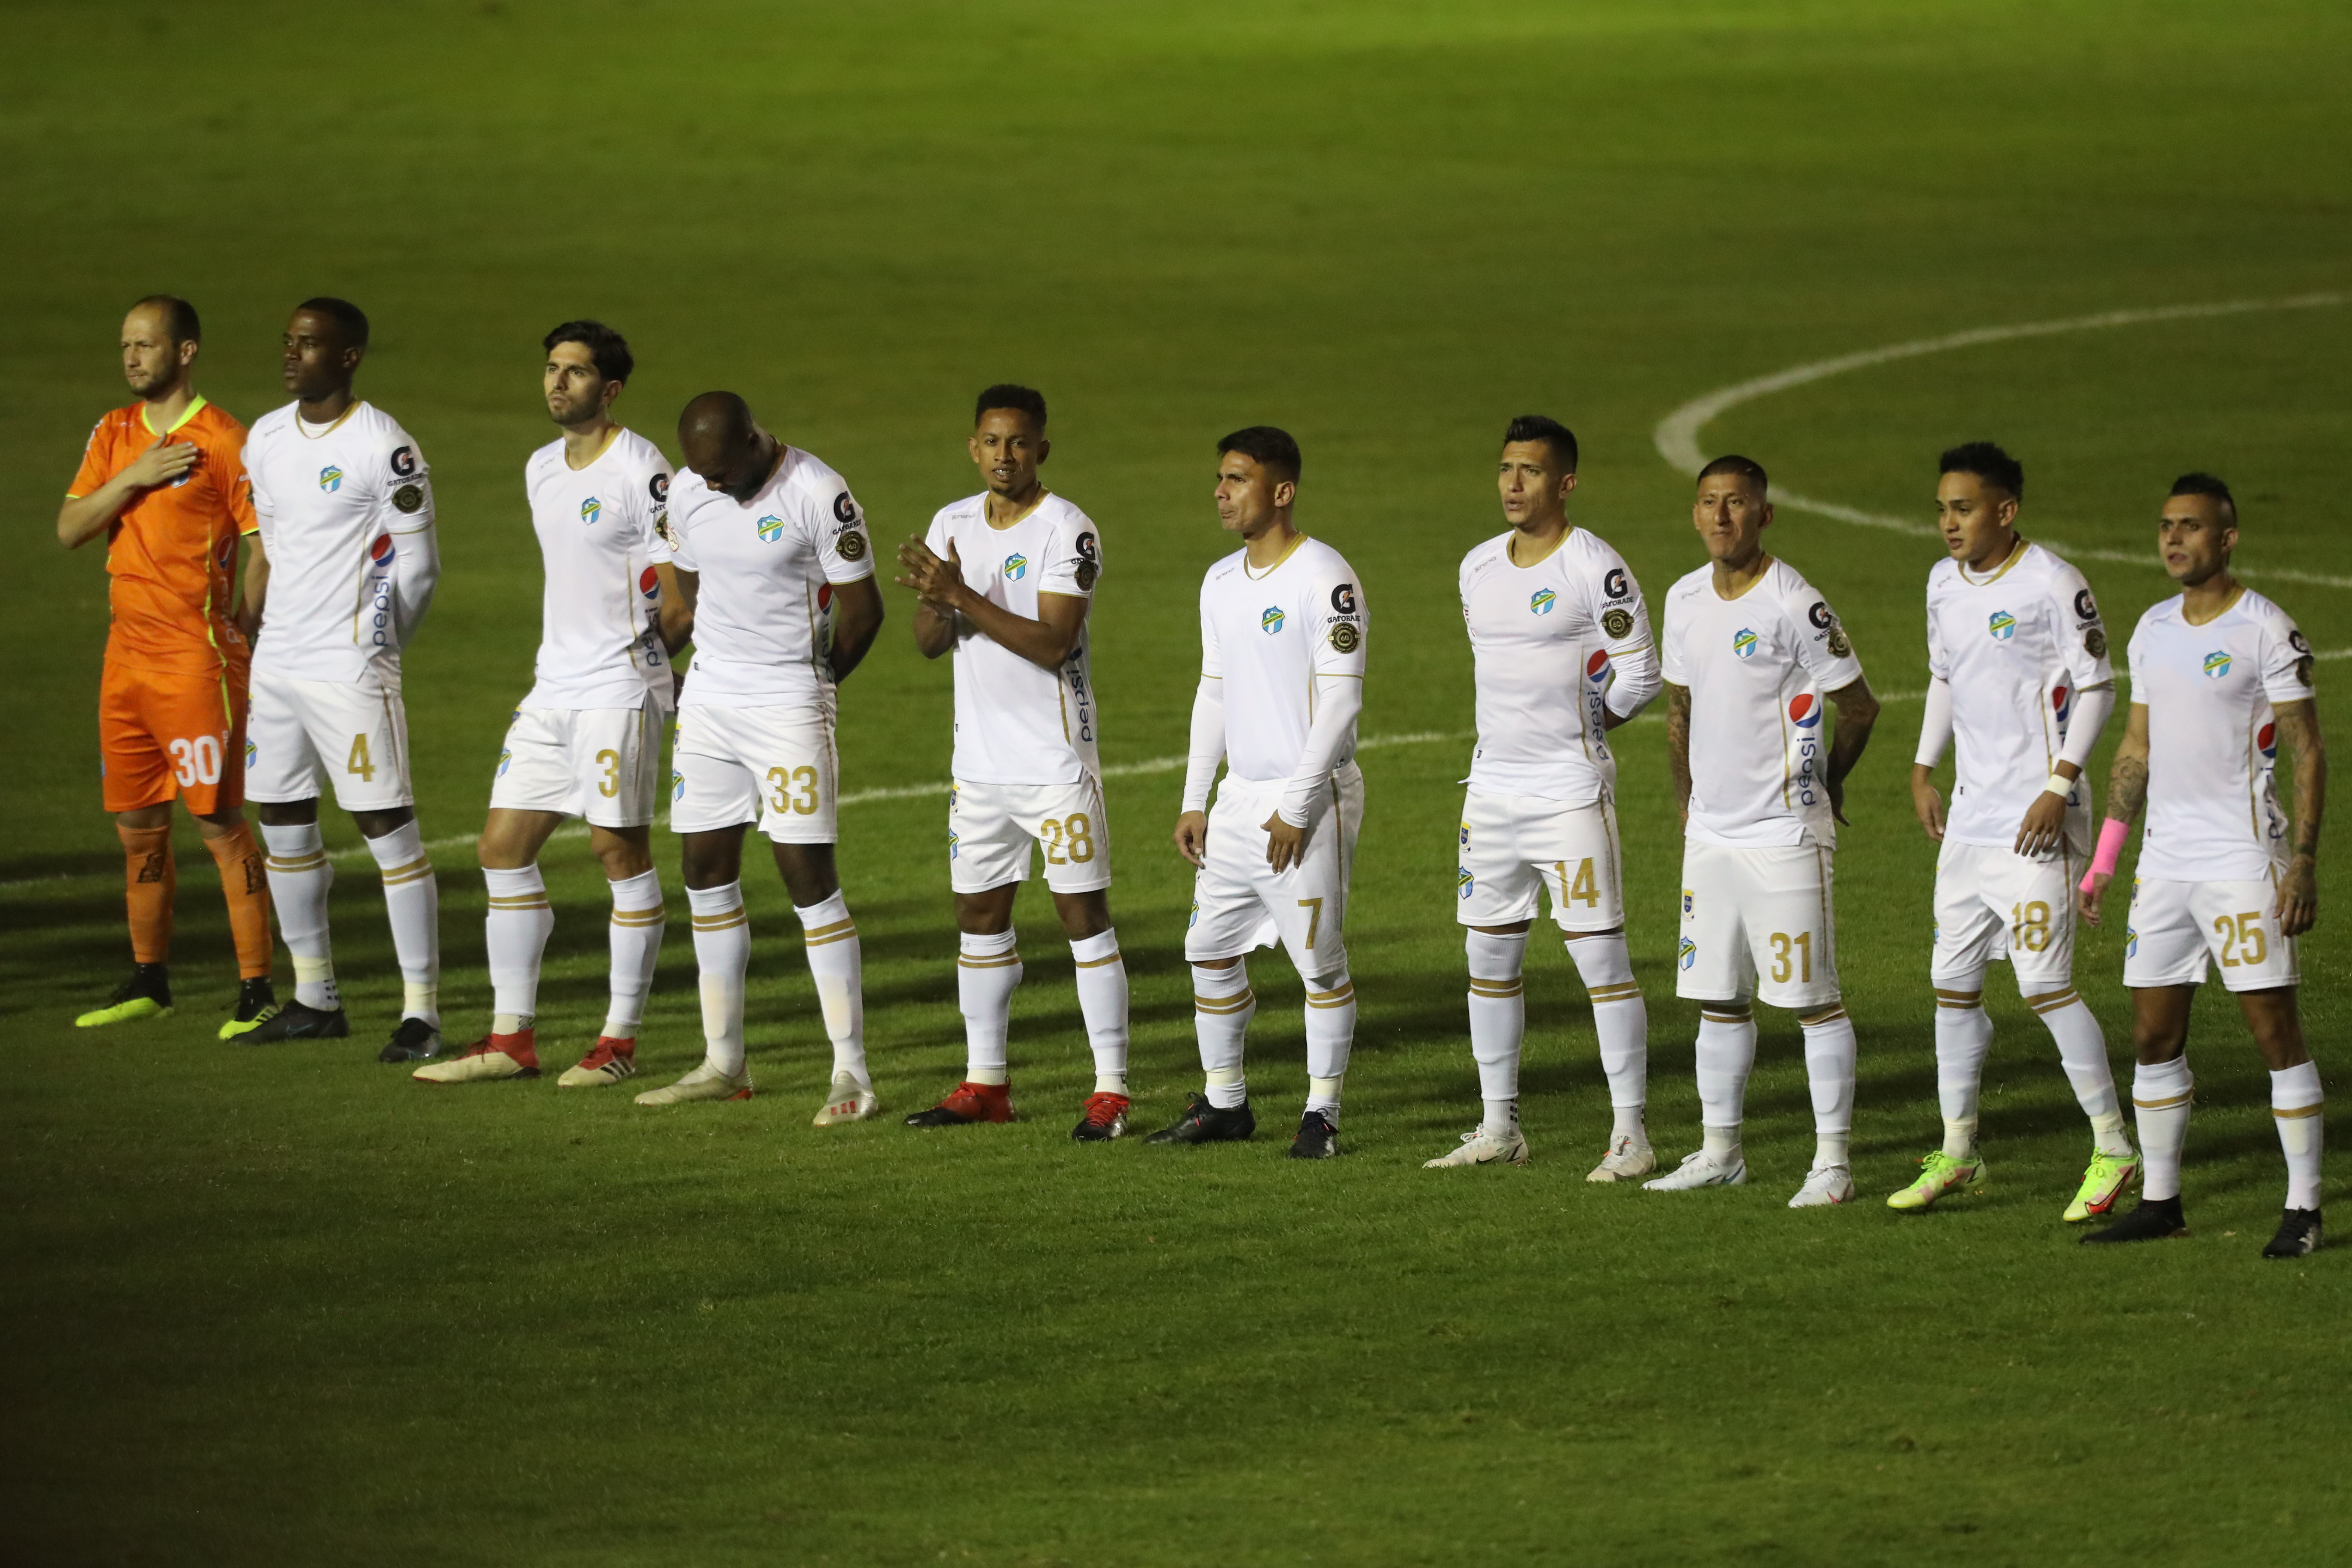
(1651, 292, 2352, 588)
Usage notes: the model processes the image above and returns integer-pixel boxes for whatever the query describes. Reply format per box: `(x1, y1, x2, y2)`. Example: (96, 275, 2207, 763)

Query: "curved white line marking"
(1654, 292, 2352, 587)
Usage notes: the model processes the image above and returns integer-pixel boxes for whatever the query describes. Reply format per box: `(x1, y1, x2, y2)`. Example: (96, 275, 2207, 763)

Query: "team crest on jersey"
(170, 456, 197, 489)
(1677, 936, 1697, 971)
(756, 514, 786, 543)
(1261, 607, 1286, 634)
(1732, 628, 1759, 658)
(1530, 588, 1557, 616)
(639, 566, 660, 601)
(369, 533, 395, 565)
(1788, 693, 1821, 729)
(1457, 868, 1474, 900)
(1586, 649, 1611, 685)
(1004, 553, 1029, 580)
(1601, 607, 1634, 639)
(318, 465, 344, 493)
(1988, 610, 2017, 640)
(2203, 650, 2232, 680)
(581, 497, 602, 526)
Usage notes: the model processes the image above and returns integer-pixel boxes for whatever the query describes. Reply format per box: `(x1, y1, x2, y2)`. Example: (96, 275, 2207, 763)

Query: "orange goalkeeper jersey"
(68, 396, 260, 677)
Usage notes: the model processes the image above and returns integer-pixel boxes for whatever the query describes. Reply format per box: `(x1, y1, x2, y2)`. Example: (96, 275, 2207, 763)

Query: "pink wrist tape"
(2081, 818, 2130, 891)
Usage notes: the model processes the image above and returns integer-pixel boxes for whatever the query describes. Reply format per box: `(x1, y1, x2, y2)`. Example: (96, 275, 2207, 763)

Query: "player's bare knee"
(1473, 920, 1533, 937)
(116, 805, 173, 832)
(955, 886, 1018, 937)
(352, 805, 415, 839)
(769, 840, 840, 906)
(257, 798, 319, 828)
(1194, 955, 1241, 972)
(1050, 888, 1112, 941)
(588, 827, 654, 881)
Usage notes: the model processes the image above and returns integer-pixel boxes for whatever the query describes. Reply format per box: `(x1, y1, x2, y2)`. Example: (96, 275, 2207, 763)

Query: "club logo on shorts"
(369, 533, 395, 565)
(2125, 925, 2138, 959)
(496, 747, 512, 777)
(318, 465, 344, 492)
(1530, 588, 1557, 616)
(2203, 650, 2232, 680)
(1682, 888, 1694, 915)
(1188, 898, 1199, 929)
(640, 566, 661, 601)
(581, 496, 603, 526)
(1261, 606, 1286, 634)
(1586, 649, 1611, 685)
(1004, 553, 1029, 580)
(1677, 936, 1697, 971)
(948, 830, 960, 861)
(671, 770, 686, 802)
(1788, 693, 1821, 729)
(1459, 821, 1470, 847)
(1601, 607, 1635, 639)
(1988, 610, 2017, 640)
(245, 738, 257, 766)
(2260, 721, 2277, 761)
(1457, 868, 1474, 900)
(1733, 628, 1759, 658)
(756, 514, 786, 543)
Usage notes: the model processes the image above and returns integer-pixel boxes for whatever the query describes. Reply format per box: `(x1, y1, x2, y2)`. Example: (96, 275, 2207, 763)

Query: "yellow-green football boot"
(1886, 1149, 1987, 1211)
(77, 965, 174, 1028)
(2065, 1149, 2141, 1223)
(217, 978, 281, 1041)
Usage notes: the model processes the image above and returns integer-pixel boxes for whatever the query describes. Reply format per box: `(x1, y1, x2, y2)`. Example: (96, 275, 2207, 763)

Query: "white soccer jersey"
(1926, 542, 2114, 848)
(664, 445, 876, 708)
(2128, 588, 2314, 881)
(1200, 536, 1367, 784)
(520, 428, 676, 710)
(925, 492, 1102, 785)
(1661, 555, 1864, 848)
(1461, 525, 1657, 803)
(245, 401, 436, 681)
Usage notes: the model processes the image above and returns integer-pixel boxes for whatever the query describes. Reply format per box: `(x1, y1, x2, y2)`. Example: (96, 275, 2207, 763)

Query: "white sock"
(957, 928, 1021, 1085)
(1465, 928, 1527, 1139)
(1193, 961, 1253, 1108)
(797, 891, 867, 1088)
(2035, 989, 2132, 1155)
(1802, 1006, 1858, 1169)
(687, 881, 749, 1077)
(2133, 1056, 2195, 1202)
(1304, 968, 1355, 1119)
(481, 864, 551, 1032)
(1695, 1007, 1755, 1161)
(1070, 928, 1129, 1095)
(1569, 931, 1648, 1144)
(604, 869, 665, 1040)
(365, 821, 439, 1024)
(1934, 996, 1993, 1157)
(260, 822, 337, 1010)
(2272, 1060, 2324, 1211)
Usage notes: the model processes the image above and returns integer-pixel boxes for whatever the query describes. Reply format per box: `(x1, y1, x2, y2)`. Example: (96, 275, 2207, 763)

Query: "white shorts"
(2124, 873, 2300, 992)
(1456, 790, 1625, 932)
(669, 702, 839, 844)
(950, 776, 1112, 895)
(1186, 765, 1363, 975)
(1932, 839, 2079, 991)
(245, 664, 413, 811)
(1677, 839, 1841, 1011)
(489, 697, 671, 829)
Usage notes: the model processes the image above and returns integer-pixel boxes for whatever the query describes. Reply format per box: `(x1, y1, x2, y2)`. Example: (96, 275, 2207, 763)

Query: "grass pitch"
(4, 3, 2350, 1563)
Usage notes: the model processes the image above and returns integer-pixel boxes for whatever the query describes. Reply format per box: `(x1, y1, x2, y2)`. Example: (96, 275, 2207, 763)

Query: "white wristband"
(2042, 772, 2074, 799)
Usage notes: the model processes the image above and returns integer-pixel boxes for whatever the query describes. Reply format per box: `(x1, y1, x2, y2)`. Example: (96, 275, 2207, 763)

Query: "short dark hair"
(1697, 453, 1767, 492)
(1940, 441, 2024, 501)
(975, 383, 1047, 428)
(2169, 471, 2237, 525)
(544, 319, 634, 385)
(131, 294, 200, 346)
(1502, 415, 1577, 472)
(1217, 425, 1302, 484)
(297, 297, 370, 347)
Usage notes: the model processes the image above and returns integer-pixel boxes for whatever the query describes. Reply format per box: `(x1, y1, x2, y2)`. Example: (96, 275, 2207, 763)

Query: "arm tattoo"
(2278, 701, 2327, 859)
(2103, 753, 2149, 824)
(1665, 683, 1692, 809)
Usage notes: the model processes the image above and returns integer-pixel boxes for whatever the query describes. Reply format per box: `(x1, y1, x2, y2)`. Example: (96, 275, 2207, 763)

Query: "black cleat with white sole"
(239, 999, 350, 1044)
(377, 1017, 443, 1063)
(2263, 1207, 2323, 1259)
(1145, 1092, 1256, 1145)
(2081, 1194, 2188, 1245)
(1288, 1109, 1339, 1159)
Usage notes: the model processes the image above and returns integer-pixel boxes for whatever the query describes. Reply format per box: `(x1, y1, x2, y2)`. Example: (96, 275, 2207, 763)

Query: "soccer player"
(2079, 475, 2326, 1258)
(1896, 442, 2138, 1218)
(1430, 416, 1660, 1175)
(1645, 455, 1879, 1206)
(414, 323, 679, 1087)
(635, 392, 885, 1116)
(1153, 426, 1366, 1159)
(238, 299, 445, 1061)
(894, 385, 1132, 1139)
(58, 296, 276, 1036)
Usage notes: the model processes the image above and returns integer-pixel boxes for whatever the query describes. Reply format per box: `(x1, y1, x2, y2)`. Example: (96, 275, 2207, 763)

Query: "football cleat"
(2262, 1208, 2323, 1259)
(903, 1080, 1014, 1127)
(217, 977, 280, 1040)
(1886, 1149, 1986, 1211)
(2064, 1150, 2141, 1223)
(813, 1072, 880, 1126)
(76, 964, 173, 1028)
(1288, 1109, 1340, 1159)
(1425, 1125, 1529, 1168)
(1070, 1092, 1131, 1141)
(1145, 1092, 1256, 1145)
(2081, 1194, 2188, 1245)
(377, 1017, 442, 1063)
(1788, 1164, 1856, 1208)
(413, 1029, 540, 1084)
(634, 1062, 753, 1105)
(1586, 1135, 1656, 1182)
(1643, 1149, 1748, 1191)
(239, 998, 349, 1044)
(557, 1038, 638, 1088)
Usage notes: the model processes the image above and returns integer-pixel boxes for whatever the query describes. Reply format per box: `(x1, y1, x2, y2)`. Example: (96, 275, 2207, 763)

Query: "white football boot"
(1423, 1124, 1530, 1168)
(1642, 1148, 1748, 1190)
(1788, 1164, 1856, 1208)
(812, 1072, 880, 1126)
(633, 1062, 753, 1106)
(1586, 1134, 1658, 1182)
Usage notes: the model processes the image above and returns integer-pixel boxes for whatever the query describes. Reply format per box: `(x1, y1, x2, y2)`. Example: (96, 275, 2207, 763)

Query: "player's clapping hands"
(895, 535, 967, 611)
